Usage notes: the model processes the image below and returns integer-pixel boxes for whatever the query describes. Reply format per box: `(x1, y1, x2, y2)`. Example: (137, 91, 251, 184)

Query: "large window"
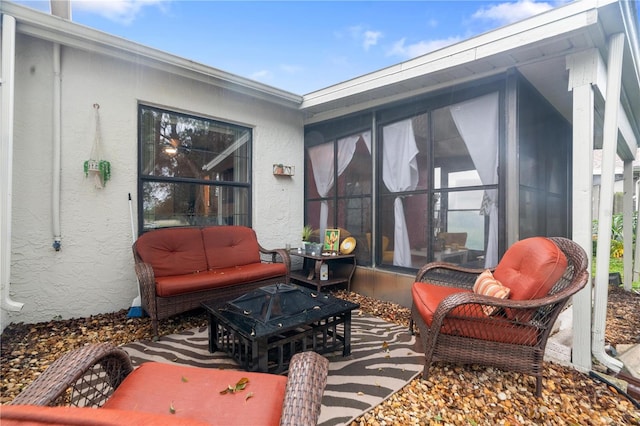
(138, 105, 251, 231)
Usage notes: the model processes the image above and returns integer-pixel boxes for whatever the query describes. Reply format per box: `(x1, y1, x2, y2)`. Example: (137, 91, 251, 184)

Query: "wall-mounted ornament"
(83, 103, 111, 188)
(273, 164, 294, 176)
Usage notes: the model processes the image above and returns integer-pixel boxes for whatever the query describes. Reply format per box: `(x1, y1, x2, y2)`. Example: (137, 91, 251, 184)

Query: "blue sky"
(15, 0, 580, 94)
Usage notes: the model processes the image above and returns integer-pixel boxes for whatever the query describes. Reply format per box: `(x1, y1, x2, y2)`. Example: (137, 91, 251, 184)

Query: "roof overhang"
(1, 1, 304, 110)
(300, 0, 640, 141)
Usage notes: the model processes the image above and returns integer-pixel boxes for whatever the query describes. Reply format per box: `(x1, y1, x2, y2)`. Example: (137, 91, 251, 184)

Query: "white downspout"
(52, 43, 62, 251)
(1, 14, 25, 312)
(593, 33, 625, 372)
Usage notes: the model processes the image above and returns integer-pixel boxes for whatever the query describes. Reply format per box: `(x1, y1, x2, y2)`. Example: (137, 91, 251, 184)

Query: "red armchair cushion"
(493, 237, 567, 300)
(202, 226, 261, 269)
(412, 282, 538, 345)
(102, 362, 287, 426)
(135, 228, 208, 277)
(155, 263, 288, 297)
(0, 405, 208, 425)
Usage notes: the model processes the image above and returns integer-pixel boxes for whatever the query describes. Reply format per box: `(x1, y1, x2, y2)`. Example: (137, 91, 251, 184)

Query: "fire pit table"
(202, 283, 359, 373)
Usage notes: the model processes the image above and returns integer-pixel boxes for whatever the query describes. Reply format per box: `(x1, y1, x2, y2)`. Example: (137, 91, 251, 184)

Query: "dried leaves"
(220, 377, 249, 395)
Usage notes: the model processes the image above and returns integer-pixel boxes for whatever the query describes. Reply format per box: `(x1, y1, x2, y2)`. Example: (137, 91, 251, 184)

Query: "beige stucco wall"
(3, 33, 304, 328)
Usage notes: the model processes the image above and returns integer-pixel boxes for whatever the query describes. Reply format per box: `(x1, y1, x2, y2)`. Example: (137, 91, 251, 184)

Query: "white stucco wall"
(4, 33, 304, 328)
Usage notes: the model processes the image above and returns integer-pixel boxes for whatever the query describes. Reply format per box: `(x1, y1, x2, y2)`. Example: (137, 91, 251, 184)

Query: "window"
(304, 114, 373, 265)
(138, 105, 251, 231)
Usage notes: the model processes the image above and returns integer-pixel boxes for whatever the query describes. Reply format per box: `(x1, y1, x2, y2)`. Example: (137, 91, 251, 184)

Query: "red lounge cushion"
(472, 269, 510, 315)
(494, 237, 567, 300)
(103, 363, 287, 426)
(202, 226, 261, 269)
(0, 405, 208, 425)
(135, 228, 207, 277)
(155, 263, 287, 297)
(412, 282, 538, 345)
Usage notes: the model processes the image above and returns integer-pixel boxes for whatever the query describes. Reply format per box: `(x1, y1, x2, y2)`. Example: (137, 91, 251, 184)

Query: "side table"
(289, 250, 356, 292)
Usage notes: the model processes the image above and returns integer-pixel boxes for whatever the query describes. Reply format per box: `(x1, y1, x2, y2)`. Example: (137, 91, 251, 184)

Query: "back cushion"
(202, 226, 261, 269)
(135, 227, 207, 277)
(493, 237, 567, 301)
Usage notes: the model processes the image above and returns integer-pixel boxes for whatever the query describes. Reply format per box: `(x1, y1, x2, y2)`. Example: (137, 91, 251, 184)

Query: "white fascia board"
(2, 1, 302, 109)
(301, 0, 609, 109)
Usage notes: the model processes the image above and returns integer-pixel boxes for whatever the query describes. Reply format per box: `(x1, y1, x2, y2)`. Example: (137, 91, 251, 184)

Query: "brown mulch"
(1, 286, 639, 425)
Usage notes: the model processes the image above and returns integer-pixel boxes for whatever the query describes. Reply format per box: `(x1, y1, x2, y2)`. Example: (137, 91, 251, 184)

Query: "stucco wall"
(4, 34, 304, 328)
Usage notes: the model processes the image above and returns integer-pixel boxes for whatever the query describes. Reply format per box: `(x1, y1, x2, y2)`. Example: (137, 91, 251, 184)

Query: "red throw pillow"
(473, 269, 510, 315)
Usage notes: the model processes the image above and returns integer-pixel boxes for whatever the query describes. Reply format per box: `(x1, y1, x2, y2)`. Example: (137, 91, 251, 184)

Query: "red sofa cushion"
(102, 362, 287, 426)
(202, 226, 261, 269)
(155, 263, 288, 297)
(0, 405, 208, 425)
(412, 282, 539, 345)
(135, 227, 207, 277)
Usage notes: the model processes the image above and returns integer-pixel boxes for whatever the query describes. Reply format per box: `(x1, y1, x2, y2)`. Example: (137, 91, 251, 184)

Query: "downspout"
(1, 14, 24, 312)
(592, 33, 625, 373)
(52, 43, 61, 251)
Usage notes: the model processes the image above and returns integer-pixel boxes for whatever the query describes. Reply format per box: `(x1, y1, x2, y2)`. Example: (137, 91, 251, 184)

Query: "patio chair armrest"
(280, 351, 329, 426)
(134, 262, 157, 316)
(416, 262, 488, 291)
(10, 343, 133, 407)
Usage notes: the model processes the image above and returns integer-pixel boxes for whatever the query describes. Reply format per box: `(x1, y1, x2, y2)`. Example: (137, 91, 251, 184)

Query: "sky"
(12, 0, 593, 94)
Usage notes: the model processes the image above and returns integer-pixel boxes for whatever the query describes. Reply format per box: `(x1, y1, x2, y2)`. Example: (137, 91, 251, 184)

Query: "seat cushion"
(0, 405, 208, 425)
(103, 362, 287, 426)
(202, 226, 261, 269)
(135, 227, 207, 277)
(155, 263, 287, 297)
(412, 282, 538, 345)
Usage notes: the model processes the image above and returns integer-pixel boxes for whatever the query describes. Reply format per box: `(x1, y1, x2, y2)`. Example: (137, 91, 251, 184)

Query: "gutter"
(52, 42, 61, 251)
(0, 13, 24, 312)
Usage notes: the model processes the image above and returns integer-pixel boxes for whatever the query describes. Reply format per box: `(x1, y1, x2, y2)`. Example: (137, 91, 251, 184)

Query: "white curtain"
(308, 131, 371, 237)
(382, 120, 419, 266)
(449, 92, 499, 267)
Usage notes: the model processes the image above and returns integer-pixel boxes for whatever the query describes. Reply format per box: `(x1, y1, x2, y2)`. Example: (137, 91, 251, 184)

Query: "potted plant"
(302, 225, 314, 253)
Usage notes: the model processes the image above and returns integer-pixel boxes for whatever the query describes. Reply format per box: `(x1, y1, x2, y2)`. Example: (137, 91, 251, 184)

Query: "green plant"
(301, 225, 313, 242)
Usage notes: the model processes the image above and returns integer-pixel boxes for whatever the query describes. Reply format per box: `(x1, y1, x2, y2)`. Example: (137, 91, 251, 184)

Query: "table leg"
(208, 313, 219, 353)
(343, 311, 352, 356)
(256, 339, 269, 373)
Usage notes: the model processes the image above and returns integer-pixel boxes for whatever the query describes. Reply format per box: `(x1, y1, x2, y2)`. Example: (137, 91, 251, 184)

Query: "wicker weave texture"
(410, 237, 589, 396)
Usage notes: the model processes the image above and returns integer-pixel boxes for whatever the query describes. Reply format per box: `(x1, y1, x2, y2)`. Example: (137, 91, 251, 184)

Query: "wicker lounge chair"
(7, 343, 329, 426)
(410, 237, 589, 396)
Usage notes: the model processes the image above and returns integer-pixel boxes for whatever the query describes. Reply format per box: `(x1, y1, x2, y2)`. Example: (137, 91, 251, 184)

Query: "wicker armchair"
(8, 343, 329, 426)
(410, 237, 588, 396)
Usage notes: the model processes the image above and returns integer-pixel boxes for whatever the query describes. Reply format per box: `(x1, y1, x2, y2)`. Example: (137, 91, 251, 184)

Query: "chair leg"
(535, 375, 542, 397)
(409, 318, 415, 335)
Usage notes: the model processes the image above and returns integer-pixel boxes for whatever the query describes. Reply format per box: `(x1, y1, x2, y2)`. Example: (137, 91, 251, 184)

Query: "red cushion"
(0, 405, 208, 425)
(412, 282, 538, 345)
(135, 228, 207, 277)
(202, 226, 261, 269)
(155, 263, 287, 297)
(493, 237, 567, 301)
(103, 362, 287, 426)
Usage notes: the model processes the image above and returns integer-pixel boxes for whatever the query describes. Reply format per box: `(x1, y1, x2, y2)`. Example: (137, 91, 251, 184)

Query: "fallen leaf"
(181, 376, 188, 383)
(169, 401, 176, 414)
(245, 392, 254, 401)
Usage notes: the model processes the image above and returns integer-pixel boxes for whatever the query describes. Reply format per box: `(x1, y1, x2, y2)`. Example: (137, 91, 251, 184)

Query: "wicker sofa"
(410, 237, 588, 396)
(4, 343, 329, 426)
(133, 226, 290, 335)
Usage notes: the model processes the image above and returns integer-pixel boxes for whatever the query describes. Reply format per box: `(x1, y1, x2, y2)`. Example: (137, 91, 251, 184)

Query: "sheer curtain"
(449, 92, 499, 267)
(308, 131, 371, 237)
(382, 120, 419, 266)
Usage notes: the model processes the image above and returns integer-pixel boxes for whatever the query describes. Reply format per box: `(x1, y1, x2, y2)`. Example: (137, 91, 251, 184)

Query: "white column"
(569, 83, 594, 371)
(623, 160, 633, 291)
(593, 33, 625, 372)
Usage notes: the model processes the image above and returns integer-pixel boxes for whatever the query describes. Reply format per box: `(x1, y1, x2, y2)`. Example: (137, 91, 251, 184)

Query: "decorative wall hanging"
(83, 103, 111, 188)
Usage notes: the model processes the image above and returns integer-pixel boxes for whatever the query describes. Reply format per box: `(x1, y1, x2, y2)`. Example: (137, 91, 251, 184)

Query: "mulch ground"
(2, 285, 639, 425)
